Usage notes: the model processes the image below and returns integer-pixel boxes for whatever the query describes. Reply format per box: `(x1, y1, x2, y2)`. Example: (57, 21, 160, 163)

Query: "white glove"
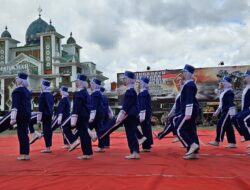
(57, 114, 63, 125)
(167, 106, 175, 118)
(229, 107, 236, 119)
(37, 112, 42, 124)
(71, 115, 78, 127)
(10, 109, 17, 125)
(10, 119, 16, 125)
(89, 110, 96, 123)
(116, 110, 126, 123)
(185, 104, 193, 118)
(213, 108, 221, 117)
(184, 115, 191, 121)
(212, 112, 218, 117)
(108, 107, 114, 119)
(139, 110, 146, 123)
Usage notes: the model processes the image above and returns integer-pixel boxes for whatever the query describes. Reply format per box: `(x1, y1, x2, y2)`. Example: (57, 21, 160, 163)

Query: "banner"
(117, 65, 249, 105)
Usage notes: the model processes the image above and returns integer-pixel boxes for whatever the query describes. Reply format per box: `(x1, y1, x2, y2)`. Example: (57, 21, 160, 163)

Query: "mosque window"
(76, 48, 79, 60)
(43, 36, 52, 74)
(60, 76, 71, 86)
(0, 41, 5, 64)
(55, 37, 60, 55)
(16, 49, 40, 60)
(77, 67, 82, 74)
(59, 66, 71, 74)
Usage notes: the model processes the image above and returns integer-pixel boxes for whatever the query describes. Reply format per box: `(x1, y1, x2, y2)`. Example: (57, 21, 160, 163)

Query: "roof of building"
(66, 32, 76, 44)
(1, 26, 11, 38)
(25, 15, 49, 46)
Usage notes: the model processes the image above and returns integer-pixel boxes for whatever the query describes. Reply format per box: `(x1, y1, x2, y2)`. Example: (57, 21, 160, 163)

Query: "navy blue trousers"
(176, 114, 199, 153)
(158, 115, 180, 139)
(28, 123, 35, 134)
(102, 114, 110, 147)
(77, 119, 93, 155)
(139, 119, 153, 149)
(90, 113, 105, 148)
(42, 115, 53, 148)
(28, 114, 37, 134)
(98, 117, 117, 140)
(215, 111, 236, 144)
(136, 128, 143, 139)
(51, 116, 77, 145)
(124, 115, 139, 154)
(17, 122, 30, 155)
(62, 119, 78, 144)
(232, 115, 243, 136)
(235, 109, 250, 141)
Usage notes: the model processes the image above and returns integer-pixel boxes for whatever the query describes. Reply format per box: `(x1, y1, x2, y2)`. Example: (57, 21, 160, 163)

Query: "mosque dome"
(67, 32, 76, 44)
(1, 26, 12, 38)
(25, 15, 49, 46)
(46, 20, 56, 32)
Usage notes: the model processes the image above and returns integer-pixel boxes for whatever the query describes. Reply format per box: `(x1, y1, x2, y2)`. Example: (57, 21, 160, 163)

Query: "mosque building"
(0, 10, 108, 111)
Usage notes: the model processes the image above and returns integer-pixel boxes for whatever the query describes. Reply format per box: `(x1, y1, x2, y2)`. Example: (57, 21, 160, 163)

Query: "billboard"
(117, 65, 249, 105)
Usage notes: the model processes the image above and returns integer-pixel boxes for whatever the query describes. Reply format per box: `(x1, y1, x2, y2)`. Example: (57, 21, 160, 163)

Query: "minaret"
(39, 18, 64, 74)
(0, 26, 20, 64)
(0, 26, 20, 110)
(62, 32, 82, 62)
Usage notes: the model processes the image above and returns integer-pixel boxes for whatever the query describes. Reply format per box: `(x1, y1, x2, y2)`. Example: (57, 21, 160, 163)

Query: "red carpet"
(0, 130, 250, 190)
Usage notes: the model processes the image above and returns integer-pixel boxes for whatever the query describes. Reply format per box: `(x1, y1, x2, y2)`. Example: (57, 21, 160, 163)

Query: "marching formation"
(1, 64, 250, 161)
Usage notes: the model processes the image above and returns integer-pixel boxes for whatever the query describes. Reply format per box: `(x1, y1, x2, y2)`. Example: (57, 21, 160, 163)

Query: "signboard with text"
(117, 65, 250, 105)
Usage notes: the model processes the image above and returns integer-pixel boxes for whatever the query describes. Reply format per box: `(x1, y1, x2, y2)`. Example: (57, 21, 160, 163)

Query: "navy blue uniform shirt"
(72, 89, 91, 120)
(180, 80, 199, 115)
(138, 90, 152, 119)
(38, 92, 54, 117)
(57, 96, 70, 120)
(102, 94, 109, 114)
(242, 86, 250, 110)
(220, 89, 235, 112)
(12, 87, 31, 123)
(122, 88, 139, 116)
(90, 90, 105, 114)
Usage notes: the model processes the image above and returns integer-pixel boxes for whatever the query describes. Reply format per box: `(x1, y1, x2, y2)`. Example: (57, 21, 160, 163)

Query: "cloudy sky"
(0, 0, 250, 86)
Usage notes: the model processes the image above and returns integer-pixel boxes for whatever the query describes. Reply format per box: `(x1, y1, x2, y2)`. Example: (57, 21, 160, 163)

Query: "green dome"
(46, 20, 56, 32)
(25, 16, 49, 46)
(1, 26, 11, 38)
(67, 32, 76, 44)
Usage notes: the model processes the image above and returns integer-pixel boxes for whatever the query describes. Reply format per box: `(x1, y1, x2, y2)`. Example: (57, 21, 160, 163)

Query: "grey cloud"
(75, 0, 249, 49)
(135, 0, 249, 29)
(1, 0, 250, 88)
(76, 0, 132, 49)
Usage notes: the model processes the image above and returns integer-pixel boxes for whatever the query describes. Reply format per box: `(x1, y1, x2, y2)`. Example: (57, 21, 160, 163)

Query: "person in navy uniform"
(100, 87, 113, 148)
(71, 74, 93, 160)
(175, 64, 200, 160)
(155, 79, 183, 143)
(57, 86, 79, 150)
(10, 72, 31, 160)
(234, 70, 250, 153)
(89, 78, 106, 152)
(116, 71, 140, 159)
(208, 76, 237, 148)
(37, 80, 54, 153)
(137, 76, 153, 152)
